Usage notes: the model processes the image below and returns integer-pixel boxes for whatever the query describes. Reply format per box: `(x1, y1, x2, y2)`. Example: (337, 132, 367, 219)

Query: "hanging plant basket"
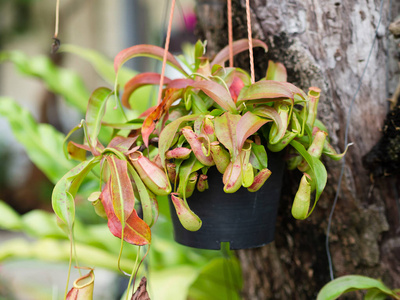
(169, 151, 285, 250)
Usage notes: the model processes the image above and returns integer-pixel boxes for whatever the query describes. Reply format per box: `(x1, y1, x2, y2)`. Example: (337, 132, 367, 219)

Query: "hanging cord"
(149, 0, 171, 107)
(245, 0, 255, 83)
(54, 0, 60, 38)
(157, 0, 176, 105)
(52, 0, 61, 53)
(227, 0, 234, 68)
(325, 0, 385, 281)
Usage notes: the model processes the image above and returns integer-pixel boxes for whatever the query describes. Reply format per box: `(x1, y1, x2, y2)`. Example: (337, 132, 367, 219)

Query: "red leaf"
(114, 44, 187, 76)
(247, 168, 272, 192)
(100, 180, 151, 245)
(236, 111, 270, 152)
(107, 136, 138, 153)
(222, 157, 242, 193)
(105, 156, 135, 222)
(138, 106, 156, 119)
(122, 73, 171, 109)
(129, 151, 171, 196)
(237, 80, 307, 106)
(229, 76, 245, 103)
(181, 127, 215, 166)
(165, 147, 192, 159)
(68, 141, 93, 152)
(190, 81, 237, 113)
(141, 88, 183, 147)
(167, 78, 195, 89)
(211, 39, 268, 66)
(212, 67, 251, 86)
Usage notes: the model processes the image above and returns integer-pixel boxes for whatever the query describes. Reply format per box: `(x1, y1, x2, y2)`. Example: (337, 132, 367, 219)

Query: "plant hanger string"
(51, 0, 61, 53)
(227, 0, 255, 83)
(245, 0, 255, 83)
(227, 0, 234, 68)
(158, 0, 176, 105)
(54, 0, 60, 39)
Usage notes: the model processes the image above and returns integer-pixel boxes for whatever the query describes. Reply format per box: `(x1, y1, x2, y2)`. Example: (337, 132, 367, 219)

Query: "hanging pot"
(169, 151, 285, 250)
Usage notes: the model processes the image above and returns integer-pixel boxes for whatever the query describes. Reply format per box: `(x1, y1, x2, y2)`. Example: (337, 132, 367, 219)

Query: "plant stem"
(125, 247, 141, 300)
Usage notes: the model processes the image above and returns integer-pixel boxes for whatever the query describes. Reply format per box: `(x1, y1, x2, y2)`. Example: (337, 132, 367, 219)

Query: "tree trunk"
(196, 0, 400, 299)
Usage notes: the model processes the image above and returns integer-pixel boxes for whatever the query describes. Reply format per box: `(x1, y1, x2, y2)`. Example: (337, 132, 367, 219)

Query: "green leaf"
(188, 257, 243, 300)
(0, 97, 77, 183)
(85, 87, 112, 147)
(0, 51, 89, 112)
(317, 275, 399, 300)
(291, 174, 311, 220)
(269, 103, 290, 144)
(249, 144, 268, 170)
(159, 114, 203, 168)
(177, 153, 204, 199)
(267, 131, 297, 152)
(127, 164, 158, 227)
(290, 140, 327, 217)
(21, 209, 65, 238)
(365, 289, 390, 300)
(170, 193, 202, 231)
(252, 105, 284, 144)
(190, 92, 208, 114)
(0, 238, 136, 273)
(214, 112, 241, 159)
(0, 201, 23, 230)
(147, 266, 199, 300)
(266, 60, 287, 81)
(194, 40, 206, 71)
(52, 157, 99, 230)
(102, 119, 143, 131)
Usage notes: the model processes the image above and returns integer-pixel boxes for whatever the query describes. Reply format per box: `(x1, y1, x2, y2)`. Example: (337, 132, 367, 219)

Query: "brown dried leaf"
(131, 277, 151, 300)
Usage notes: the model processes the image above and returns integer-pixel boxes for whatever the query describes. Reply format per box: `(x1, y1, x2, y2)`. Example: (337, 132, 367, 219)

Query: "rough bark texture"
(196, 0, 400, 299)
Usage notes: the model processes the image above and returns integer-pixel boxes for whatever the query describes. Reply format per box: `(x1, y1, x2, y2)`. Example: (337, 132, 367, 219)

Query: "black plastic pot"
(169, 151, 285, 250)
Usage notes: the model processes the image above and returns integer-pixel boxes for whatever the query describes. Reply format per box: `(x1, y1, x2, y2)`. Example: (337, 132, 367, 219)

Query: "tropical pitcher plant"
(52, 39, 346, 257)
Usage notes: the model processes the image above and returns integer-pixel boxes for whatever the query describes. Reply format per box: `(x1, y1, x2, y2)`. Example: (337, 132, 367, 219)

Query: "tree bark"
(196, 0, 400, 299)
